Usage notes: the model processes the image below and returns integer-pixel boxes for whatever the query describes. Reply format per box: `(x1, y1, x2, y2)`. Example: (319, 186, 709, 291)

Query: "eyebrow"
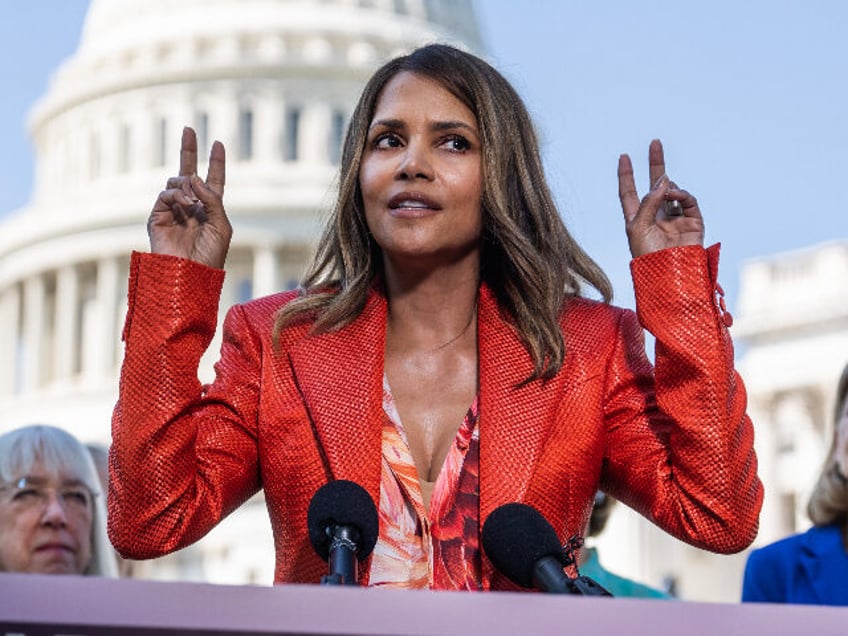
(369, 118, 478, 135)
(11, 475, 88, 489)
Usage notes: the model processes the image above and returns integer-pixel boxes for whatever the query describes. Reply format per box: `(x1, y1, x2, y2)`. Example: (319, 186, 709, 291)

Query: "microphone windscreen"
(481, 502, 565, 588)
(307, 480, 379, 561)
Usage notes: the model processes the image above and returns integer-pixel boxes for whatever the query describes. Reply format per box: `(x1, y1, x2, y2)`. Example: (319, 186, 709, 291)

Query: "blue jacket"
(742, 524, 848, 605)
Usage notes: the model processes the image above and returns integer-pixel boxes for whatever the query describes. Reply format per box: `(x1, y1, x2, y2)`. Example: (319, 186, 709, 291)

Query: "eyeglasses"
(0, 476, 95, 515)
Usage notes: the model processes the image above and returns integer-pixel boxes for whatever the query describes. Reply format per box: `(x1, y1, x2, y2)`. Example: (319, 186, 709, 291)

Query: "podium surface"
(1, 572, 846, 635)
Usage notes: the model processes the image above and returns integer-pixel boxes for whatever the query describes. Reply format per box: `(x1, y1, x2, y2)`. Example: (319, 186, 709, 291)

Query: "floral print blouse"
(369, 376, 482, 590)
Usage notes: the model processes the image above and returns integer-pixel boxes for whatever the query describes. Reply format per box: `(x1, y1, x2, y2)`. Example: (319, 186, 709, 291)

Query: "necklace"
(388, 303, 477, 356)
(426, 308, 476, 354)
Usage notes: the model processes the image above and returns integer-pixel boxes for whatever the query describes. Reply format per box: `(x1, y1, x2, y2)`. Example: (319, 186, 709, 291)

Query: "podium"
(1, 572, 846, 635)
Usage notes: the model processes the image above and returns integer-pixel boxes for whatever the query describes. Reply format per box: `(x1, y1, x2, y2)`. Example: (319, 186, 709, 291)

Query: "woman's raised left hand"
(618, 139, 704, 258)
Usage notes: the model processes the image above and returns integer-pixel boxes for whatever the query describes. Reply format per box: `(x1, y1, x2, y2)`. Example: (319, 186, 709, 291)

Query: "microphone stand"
(320, 525, 361, 586)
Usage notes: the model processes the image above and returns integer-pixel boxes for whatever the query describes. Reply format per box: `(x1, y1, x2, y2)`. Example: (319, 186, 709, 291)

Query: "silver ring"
(664, 200, 683, 217)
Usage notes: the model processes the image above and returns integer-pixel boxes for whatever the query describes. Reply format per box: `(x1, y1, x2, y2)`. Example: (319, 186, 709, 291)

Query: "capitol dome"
(0, 0, 481, 583)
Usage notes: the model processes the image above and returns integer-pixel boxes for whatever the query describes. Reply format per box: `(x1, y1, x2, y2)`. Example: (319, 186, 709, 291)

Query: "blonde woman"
(742, 364, 848, 605)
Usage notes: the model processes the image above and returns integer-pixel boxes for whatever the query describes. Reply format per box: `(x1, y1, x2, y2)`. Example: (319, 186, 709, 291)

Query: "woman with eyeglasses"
(0, 424, 117, 576)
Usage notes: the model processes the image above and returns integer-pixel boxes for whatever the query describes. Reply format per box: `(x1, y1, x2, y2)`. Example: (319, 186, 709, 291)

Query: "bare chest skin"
(384, 326, 478, 512)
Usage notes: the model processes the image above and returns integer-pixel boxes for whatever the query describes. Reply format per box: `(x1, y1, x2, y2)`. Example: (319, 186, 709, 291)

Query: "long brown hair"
(275, 44, 611, 381)
(807, 363, 848, 547)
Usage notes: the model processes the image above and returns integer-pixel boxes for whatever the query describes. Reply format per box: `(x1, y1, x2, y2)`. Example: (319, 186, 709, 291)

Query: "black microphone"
(481, 502, 612, 596)
(307, 479, 379, 586)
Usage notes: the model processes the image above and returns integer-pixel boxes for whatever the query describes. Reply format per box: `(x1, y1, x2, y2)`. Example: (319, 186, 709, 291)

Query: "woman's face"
(0, 458, 94, 574)
(359, 71, 483, 269)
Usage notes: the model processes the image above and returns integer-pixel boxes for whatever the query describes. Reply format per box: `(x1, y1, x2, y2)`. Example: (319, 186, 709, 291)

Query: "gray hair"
(807, 364, 848, 539)
(0, 424, 118, 577)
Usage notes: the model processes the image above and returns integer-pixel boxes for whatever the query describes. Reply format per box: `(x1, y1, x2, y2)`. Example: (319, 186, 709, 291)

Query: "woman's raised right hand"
(147, 126, 232, 269)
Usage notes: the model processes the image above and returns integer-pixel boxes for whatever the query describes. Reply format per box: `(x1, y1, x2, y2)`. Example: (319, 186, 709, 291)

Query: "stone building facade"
(734, 241, 848, 546)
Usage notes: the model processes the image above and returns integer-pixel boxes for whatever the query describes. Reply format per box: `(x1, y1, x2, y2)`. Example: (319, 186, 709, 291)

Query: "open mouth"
(388, 192, 442, 211)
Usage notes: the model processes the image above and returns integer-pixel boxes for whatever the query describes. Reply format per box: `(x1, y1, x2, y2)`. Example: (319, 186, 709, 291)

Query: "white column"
(94, 257, 120, 377)
(255, 88, 283, 163)
(97, 257, 120, 376)
(114, 259, 130, 371)
(134, 103, 155, 171)
(171, 88, 195, 148)
(252, 246, 279, 298)
(22, 275, 47, 392)
(0, 285, 21, 395)
(213, 85, 239, 160)
(775, 392, 824, 531)
(301, 101, 331, 165)
(53, 264, 80, 381)
(747, 398, 780, 544)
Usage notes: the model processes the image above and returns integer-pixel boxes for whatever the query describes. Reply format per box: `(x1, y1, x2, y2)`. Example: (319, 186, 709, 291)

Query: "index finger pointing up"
(206, 140, 226, 197)
(618, 153, 640, 224)
(180, 126, 198, 177)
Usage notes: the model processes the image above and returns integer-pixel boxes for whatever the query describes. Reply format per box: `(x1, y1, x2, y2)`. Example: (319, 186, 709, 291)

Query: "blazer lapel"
(477, 285, 559, 585)
(798, 526, 840, 604)
(288, 290, 387, 506)
(288, 283, 561, 587)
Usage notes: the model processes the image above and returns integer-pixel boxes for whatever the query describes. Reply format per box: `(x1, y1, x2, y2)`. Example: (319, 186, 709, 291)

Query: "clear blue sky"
(1, 1, 846, 311)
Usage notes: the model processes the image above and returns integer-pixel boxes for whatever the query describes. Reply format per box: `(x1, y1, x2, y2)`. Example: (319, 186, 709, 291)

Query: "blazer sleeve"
(108, 251, 263, 559)
(600, 244, 763, 554)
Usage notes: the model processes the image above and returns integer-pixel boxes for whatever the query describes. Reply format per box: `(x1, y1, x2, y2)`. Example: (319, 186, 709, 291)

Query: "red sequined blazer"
(108, 244, 763, 588)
